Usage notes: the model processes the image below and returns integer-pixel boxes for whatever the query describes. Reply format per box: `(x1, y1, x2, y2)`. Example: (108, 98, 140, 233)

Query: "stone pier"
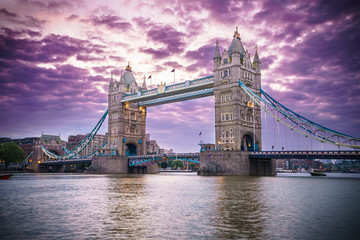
(198, 150, 276, 176)
(88, 155, 159, 174)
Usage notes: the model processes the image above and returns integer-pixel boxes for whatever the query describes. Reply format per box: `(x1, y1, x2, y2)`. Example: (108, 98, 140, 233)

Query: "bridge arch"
(241, 134, 254, 151)
(125, 143, 137, 156)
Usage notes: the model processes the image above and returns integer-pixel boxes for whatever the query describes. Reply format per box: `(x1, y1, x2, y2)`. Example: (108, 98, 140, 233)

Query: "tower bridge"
(36, 27, 360, 175)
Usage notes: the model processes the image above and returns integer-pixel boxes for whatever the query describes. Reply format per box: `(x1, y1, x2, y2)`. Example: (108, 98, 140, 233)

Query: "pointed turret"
(213, 40, 221, 70)
(109, 71, 115, 87)
(142, 75, 147, 91)
(253, 45, 261, 64)
(213, 40, 221, 60)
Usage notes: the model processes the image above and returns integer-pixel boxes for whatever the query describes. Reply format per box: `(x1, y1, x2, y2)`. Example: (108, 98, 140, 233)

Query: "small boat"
(0, 174, 13, 179)
(310, 170, 326, 176)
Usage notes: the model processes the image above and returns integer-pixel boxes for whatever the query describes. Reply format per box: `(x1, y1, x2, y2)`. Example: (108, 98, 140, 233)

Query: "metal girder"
(128, 153, 200, 167)
(239, 80, 360, 149)
(40, 110, 108, 160)
(121, 76, 214, 106)
(250, 151, 360, 160)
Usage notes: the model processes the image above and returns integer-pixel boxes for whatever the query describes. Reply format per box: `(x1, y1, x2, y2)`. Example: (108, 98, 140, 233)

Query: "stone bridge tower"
(213, 27, 262, 152)
(107, 64, 147, 156)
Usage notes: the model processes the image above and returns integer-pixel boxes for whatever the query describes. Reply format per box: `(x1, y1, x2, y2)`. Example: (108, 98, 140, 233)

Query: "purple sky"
(0, 0, 359, 152)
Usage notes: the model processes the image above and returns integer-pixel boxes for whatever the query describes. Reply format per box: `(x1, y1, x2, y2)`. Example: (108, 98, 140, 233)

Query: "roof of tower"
(122, 63, 136, 88)
(213, 40, 221, 59)
(228, 27, 245, 58)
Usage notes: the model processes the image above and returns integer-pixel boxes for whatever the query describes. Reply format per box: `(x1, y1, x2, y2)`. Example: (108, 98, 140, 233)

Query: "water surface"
(1, 172, 360, 239)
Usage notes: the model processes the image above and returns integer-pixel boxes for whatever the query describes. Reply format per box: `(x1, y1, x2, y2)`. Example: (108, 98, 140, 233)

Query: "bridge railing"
(128, 152, 200, 159)
(250, 150, 359, 155)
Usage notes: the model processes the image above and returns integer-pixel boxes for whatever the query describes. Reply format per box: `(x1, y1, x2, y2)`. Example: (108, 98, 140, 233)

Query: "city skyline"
(1, 0, 359, 152)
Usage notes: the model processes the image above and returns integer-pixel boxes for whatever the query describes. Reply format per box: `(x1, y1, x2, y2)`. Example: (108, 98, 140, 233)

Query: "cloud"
(185, 44, 215, 72)
(0, 8, 46, 29)
(0, 30, 106, 63)
(82, 14, 133, 32)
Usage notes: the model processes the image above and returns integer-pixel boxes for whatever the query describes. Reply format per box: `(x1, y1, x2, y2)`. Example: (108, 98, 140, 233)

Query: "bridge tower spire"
(213, 27, 262, 152)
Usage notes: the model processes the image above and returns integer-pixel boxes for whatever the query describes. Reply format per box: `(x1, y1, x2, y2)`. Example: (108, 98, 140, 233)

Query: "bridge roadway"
(250, 150, 360, 160)
(39, 151, 359, 167)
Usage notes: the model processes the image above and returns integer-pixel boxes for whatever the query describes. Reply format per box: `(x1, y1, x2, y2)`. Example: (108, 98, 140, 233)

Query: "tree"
(160, 162, 168, 168)
(168, 160, 175, 169)
(0, 142, 25, 170)
(174, 160, 183, 169)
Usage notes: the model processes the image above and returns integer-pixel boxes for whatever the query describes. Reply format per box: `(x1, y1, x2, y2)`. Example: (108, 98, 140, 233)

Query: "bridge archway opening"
(125, 143, 137, 156)
(242, 134, 254, 151)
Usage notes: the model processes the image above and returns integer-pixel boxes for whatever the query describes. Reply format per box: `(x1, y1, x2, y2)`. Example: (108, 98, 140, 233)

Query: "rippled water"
(1, 173, 360, 239)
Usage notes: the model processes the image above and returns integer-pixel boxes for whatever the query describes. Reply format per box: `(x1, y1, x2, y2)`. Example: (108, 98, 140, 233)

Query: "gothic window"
(223, 58, 228, 64)
(230, 113, 233, 120)
(226, 114, 229, 121)
(221, 96, 224, 102)
(230, 95, 232, 101)
(225, 95, 228, 101)
(226, 131, 229, 138)
(224, 70, 228, 77)
(130, 125, 136, 134)
(222, 114, 224, 121)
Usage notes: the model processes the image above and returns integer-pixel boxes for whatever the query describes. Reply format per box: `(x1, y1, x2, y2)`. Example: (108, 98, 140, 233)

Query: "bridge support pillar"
(88, 156, 160, 174)
(249, 158, 276, 176)
(88, 156, 129, 174)
(198, 151, 250, 175)
(198, 151, 276, 176)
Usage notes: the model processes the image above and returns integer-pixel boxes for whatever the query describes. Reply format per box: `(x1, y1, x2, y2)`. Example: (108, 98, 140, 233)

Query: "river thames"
(1, 172, 360, 239)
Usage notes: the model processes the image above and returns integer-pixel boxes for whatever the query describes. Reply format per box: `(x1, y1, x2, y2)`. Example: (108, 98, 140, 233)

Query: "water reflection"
(213, 176, 266, 239)
(105, 175, 150, 238)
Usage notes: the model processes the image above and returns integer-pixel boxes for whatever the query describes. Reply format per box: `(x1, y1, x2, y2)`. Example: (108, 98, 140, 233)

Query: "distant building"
(275, 159, 286, 169)
(67, 133, 107, 158)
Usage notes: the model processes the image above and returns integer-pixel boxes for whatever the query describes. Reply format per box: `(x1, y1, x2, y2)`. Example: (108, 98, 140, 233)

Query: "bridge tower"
(107, 64, 147, 156)
(213, 27, 262, 152)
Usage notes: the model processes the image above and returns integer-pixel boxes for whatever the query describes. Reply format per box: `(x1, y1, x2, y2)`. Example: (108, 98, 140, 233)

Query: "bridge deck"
(250, 151, 360, 159)
(121, 76, 214, 106)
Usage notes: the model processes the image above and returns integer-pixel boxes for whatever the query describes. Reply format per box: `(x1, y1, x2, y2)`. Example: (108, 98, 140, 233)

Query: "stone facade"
(198, 151, 276, 176)
(198, 150, 250, 175)
(213, 27, 262, 152)
(107, 64, 147, 156)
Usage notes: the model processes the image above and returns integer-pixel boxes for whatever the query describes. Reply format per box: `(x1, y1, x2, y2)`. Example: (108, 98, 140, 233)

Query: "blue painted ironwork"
(128, 153, 200, 167)
(239, 80, 360, 149)
(41, 110, 108, 160)
(138, 88, 214, 106)
(121, 76, 214, 106)
(23, 151, 33, 163)
(250, 150, 360, 160)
